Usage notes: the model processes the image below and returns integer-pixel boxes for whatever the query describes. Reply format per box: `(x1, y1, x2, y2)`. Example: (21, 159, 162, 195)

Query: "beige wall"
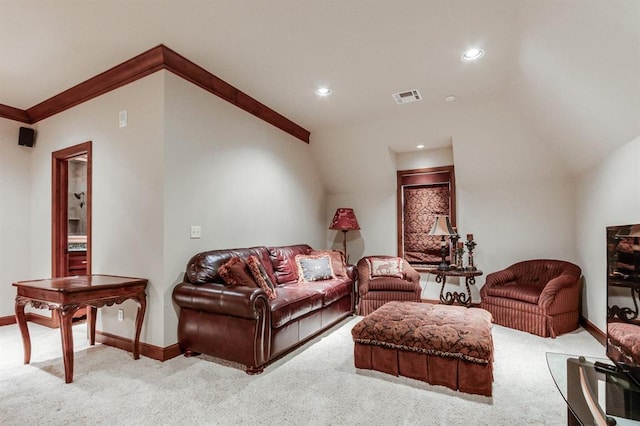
(23, 73, 166, 344)
(162, 73, 326, 344)
(0, 70, 327, 347)
(0, 119, 31, 316)
(0, 67, 633, 344)
(575, 135, 640, 332)
(314, 98, 578, 304)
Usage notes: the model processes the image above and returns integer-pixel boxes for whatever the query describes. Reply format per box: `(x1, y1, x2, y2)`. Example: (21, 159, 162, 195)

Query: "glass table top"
(546, 353, 640, 426)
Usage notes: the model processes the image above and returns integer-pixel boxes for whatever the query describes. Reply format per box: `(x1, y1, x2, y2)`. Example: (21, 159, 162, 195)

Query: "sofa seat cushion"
(305, 278, 352, 306)
(483, 282, 543, 304)
(479, 295, 544, 314)
(368, 277, 419, 292)
(270, 284, 324, 328)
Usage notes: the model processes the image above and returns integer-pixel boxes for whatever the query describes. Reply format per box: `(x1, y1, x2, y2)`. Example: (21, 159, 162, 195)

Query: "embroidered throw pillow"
(218, 256, 258, 287)
(367, 257, 404, 279)
(246, 255, 277, 300)
(310, 250, 347, 277)
(295, 254, 335, 282)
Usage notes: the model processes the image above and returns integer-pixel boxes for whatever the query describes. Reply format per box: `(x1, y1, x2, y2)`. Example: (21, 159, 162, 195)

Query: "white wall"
(0, 119, 31, 316)
(162, 73, 327, 343)
(575, 135, 640, 332)
(26, 73, 166, 344)
(314, 98, 577, 304)
(0, 70, 327, 348)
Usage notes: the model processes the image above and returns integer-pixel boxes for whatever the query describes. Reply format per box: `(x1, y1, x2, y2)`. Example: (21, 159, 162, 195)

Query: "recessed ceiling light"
(416, 144, 425, 149)
(461, 48, 484, 62)
(315, 87, 332, 96)
(444, 95, 456, 102)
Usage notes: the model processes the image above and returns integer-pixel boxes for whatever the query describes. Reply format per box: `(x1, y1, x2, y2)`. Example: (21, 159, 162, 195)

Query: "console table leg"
(14, 297, 31, 364)
(87, 306, 97, 345)
(132, 292, 146, 360)
(58, 306, 78, 383)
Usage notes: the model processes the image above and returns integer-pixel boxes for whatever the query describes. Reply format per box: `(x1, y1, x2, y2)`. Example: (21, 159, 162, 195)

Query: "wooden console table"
(13, 274, 147, 383)
(434, 269, 483, 307)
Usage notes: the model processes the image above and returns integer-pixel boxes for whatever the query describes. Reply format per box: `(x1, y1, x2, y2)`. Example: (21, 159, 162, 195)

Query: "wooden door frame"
(52, 141, 92, 278)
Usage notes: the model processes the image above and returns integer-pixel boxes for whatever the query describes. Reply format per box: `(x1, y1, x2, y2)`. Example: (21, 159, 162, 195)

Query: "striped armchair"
(479, 259, 582, 338)
(356, 256, 422, 316)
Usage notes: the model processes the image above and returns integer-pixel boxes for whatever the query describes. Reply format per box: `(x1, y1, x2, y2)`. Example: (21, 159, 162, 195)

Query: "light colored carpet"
(0, 316, 604, 425)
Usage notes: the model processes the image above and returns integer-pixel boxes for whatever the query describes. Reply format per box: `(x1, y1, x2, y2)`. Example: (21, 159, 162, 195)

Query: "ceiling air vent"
(392, 89, 422, 105)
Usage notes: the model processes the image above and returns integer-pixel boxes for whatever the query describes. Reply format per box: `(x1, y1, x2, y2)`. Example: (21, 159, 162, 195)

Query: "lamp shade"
(428, 215, 455, 236)
(329, 208, 360, 230)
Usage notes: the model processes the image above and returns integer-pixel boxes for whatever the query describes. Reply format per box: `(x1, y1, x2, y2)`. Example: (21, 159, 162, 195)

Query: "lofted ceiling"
(1, 0, 638, 174)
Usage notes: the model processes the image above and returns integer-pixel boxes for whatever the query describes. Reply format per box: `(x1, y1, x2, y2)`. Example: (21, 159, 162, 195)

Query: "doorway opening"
(52, 141, 92, 279)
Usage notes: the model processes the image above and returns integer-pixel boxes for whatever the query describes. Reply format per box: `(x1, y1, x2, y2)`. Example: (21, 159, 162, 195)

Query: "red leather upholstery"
(268, 244, 311, 284)
(186, 246, 277, 285)
(479, 259, 581, 338)
(173, 244, 356, 374)
(356, 256, 422, 315)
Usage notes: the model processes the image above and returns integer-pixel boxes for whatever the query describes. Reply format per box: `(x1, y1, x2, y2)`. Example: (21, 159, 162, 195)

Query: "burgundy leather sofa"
(172, 244, 356, 374)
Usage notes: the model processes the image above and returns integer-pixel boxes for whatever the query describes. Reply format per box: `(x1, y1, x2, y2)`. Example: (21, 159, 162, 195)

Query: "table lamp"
(429, 215, 455, 270)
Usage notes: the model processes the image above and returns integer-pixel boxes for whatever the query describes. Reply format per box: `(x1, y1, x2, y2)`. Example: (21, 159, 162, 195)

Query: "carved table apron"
(13, 274, 147, 383)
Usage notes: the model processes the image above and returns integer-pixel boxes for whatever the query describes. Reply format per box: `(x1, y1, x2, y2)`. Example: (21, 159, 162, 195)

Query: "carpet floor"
(0, 316, 604, 425)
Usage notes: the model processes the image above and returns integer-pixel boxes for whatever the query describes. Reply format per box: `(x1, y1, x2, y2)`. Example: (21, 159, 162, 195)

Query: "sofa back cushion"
(310, 250, 347, 278)
(268, 244, 312, 285)
(186, 246, 276, 285)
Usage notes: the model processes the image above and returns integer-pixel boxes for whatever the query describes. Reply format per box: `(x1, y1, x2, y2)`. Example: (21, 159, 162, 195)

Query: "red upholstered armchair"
(479, 259, 582, 338)
(356, 256, 422, 316)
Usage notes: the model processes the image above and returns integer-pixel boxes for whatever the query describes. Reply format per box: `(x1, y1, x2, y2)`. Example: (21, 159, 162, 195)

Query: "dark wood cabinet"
(67, 250, 87, 276)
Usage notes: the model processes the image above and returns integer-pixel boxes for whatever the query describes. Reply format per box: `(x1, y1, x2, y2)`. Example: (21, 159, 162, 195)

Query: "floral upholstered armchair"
(356, 256, 422, 316)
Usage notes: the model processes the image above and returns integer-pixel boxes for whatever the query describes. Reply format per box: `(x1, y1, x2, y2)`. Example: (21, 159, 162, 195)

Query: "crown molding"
(0, 103, 31, 123)
(0, 45, 310, 143)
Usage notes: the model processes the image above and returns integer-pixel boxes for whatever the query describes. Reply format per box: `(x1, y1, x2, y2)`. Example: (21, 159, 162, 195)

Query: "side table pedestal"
(434, 269, 483, 307)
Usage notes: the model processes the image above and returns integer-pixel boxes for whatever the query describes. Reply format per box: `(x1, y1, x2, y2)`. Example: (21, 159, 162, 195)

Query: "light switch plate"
(190, 225, 201, 239)
(119, 110, 128, 128)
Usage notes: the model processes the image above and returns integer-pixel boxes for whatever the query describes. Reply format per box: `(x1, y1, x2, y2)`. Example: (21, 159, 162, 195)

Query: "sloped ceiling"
(1, 1, 638, 175)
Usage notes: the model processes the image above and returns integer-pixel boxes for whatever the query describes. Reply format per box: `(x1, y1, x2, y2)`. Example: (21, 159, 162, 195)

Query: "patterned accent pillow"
(295, 254, 335, 282)
(367, 257, 404, 279)
(310, 250, 347, 277)
(246, 255, 277, 300)
(218, 256, 258, 287)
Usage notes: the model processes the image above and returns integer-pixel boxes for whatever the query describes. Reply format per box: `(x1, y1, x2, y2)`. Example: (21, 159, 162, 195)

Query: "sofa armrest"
(402, 262, 421, 285)
(355, 258, 368, 296)
(538, 273, 580, 310)
(346, 264, 358, 282)
(172, 282, 269, 320)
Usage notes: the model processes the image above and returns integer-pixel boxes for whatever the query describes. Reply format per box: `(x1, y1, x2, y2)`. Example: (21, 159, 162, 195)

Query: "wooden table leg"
(87, 306, 97, 345)
(14, 297, 31, 365)
(132, 292, 146, 360)
(58, 305, 79, 383)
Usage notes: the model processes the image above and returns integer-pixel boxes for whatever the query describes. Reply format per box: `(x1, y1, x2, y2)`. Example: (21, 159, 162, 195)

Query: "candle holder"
(449, 230, 460, 269)
(465, 239, 477, 271)
(455, 245, 465, 270)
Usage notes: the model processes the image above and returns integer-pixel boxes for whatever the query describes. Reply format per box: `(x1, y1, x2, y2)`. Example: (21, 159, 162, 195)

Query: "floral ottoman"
(351, 301, 494, 396)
